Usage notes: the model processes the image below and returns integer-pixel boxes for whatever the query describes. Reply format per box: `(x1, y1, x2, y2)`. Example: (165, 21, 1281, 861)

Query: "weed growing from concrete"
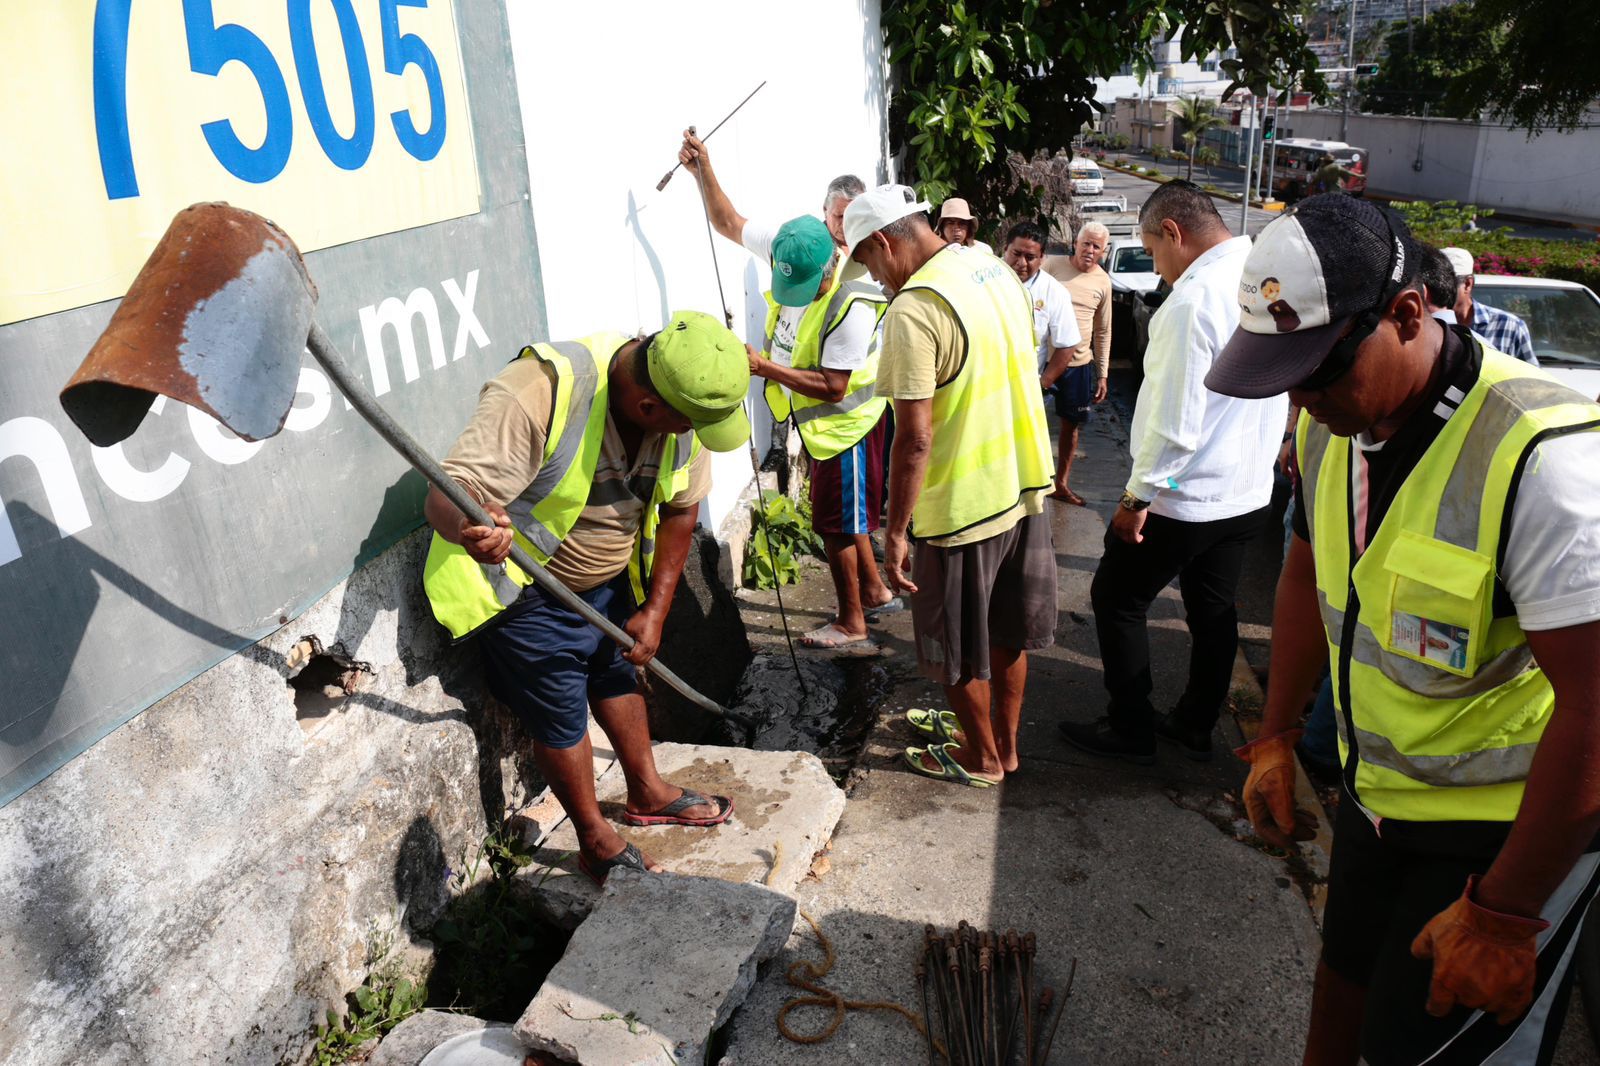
(310, 969, 426, 1065)
(743, 489, 822, 589)
(425, 822, 571, 1020)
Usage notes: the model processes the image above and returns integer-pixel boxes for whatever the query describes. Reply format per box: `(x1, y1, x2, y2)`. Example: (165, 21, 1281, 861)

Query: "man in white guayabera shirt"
(1060, 180, 1285, 764)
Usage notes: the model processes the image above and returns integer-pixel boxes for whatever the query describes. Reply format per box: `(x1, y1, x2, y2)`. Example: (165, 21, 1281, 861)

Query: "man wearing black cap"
(1210, 193, 1600, 1064)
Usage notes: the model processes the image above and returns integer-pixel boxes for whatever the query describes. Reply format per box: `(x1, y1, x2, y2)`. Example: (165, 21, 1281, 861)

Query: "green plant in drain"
(429, 821, 571, 1020)
(744, 489, 822, 589)
(310, 970, 426, 1065)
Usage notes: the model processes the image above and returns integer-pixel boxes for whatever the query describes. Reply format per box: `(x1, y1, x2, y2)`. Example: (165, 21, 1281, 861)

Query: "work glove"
(1411, 875, 1549, 1025)
(1234, 730, 1317, 848)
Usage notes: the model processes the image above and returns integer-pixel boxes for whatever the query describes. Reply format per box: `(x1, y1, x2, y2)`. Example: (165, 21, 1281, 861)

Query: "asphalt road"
(1099, 165, 1281, 237)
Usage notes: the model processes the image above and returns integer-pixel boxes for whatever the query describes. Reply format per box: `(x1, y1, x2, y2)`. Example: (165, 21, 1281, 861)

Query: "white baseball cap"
(1440, 246, 1475, 279)
(842, 184, 932, 257)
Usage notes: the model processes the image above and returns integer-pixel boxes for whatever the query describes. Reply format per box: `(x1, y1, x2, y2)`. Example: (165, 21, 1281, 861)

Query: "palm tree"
(1177, 95, 1225, 181)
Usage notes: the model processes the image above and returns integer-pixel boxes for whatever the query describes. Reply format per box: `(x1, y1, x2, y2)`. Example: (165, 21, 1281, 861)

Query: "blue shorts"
(1053, 362, 1096, 424)
(477, 575, 639, 749)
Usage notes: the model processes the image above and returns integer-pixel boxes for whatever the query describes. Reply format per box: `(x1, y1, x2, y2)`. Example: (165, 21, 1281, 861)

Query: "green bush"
(312, 972, 426, 1065)
(1395, 200, 1600, 291)
(743, 490, 822, 589)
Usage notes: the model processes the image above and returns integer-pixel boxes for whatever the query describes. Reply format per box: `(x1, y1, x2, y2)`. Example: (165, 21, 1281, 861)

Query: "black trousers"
(1090, 506, 1269, 742)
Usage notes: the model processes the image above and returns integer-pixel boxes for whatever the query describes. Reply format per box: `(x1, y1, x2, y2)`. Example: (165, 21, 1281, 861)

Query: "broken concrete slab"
(514, 743, 845, 929)
(515, 868, 797, 1065)
(367, 1010, 503, 1066)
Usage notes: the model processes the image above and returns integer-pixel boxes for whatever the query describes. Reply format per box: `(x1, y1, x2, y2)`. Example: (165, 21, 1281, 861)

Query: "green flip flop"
(905, 707, 961, 741)
(903, 742, 999, 788)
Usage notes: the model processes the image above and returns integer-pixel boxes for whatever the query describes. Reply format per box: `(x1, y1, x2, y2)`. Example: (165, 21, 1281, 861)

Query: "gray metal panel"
(0, 1, 544, 806)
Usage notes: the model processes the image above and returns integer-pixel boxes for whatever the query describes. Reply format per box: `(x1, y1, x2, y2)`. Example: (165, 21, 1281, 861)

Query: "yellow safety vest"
(1300, 346, 1600, 822)
(422, 333, 699, 640)
(894, 245, 1053, 539)
(761, 254, 889, 461)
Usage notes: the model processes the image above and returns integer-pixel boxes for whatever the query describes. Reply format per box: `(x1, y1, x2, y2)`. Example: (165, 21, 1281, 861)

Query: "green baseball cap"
(647, 310, 751, 452)
(771, 215, 835, 307)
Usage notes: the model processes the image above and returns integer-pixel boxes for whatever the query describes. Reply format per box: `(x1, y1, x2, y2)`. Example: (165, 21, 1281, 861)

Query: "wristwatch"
(1118, 491, 1150, 513)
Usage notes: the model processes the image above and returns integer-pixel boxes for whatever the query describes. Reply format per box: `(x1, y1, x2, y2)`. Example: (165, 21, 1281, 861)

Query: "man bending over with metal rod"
(678, 129, 900, 652)
(422, 313, 749, 884)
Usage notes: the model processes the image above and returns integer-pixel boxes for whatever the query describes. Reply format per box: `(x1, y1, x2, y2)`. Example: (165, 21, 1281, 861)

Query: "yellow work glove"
(1234, 730, 1317, 848)
(1411, 875, 1550, 1025)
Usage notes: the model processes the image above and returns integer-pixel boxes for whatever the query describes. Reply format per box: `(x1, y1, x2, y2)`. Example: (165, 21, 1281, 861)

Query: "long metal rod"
(655, 81, 767, 191)
(687, 140, 808, 699)
(304, 322, 754, 730)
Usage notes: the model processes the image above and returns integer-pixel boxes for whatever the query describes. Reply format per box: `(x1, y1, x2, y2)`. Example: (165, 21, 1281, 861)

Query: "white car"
(1470, 275, 1600, 397)
(1078, 196, 1128, 215)
(1104, 238, 1160, 300)
(1069, 159, 1104, 196)
(1103, 238, 1162, 369)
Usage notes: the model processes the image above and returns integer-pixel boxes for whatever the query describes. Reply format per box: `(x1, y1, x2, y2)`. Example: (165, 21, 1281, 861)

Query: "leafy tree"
(1363, 0, 1597, 133)
(1362, 2, 1504, 118)
(1176, 95, 1224, 180)
(1454, 0, 1600, 133)
(884, 0, 1326, 229)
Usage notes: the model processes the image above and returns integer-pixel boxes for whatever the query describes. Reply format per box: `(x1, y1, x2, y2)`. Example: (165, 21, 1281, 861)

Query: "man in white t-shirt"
(1000, 220, 1081, 380)
(677, 131, 898, 651)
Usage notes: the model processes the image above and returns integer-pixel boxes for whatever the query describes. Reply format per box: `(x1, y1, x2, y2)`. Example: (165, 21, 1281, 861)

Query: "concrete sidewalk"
(721, 397, 1318, 1063)
(718, 377, 1600, 1064)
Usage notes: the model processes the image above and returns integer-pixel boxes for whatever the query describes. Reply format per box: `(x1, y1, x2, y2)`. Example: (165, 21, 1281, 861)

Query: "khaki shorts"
(910, 511, 1058, 686)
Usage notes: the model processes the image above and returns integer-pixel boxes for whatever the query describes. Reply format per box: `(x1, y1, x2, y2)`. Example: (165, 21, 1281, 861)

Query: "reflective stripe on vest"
(894, 245, 1053, 539)
(422, 334, 695, 640)
(761, 255, 889, 460)
(1299, 346, 1600, 820)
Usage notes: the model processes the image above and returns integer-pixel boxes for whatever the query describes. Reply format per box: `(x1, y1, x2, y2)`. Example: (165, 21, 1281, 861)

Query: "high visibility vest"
(761, 254, 890, 461)
(894, 245, 1053, 539)
(1300, 346, 1600, 822)
(422, 333, 699, 640)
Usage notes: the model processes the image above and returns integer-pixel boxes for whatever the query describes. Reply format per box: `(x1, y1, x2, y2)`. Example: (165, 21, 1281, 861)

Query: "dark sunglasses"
(1294, 315, 1379, 392)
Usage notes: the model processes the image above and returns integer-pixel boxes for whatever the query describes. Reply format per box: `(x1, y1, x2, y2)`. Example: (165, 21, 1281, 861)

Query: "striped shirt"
(1472, 301, 1539, 365)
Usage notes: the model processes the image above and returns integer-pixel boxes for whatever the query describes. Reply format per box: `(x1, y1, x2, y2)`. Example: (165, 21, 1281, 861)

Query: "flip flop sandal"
(621, 788, 735, 827)
(902, 742, 998, 788)
(905, 707, 961, 741)
(865, 596, 907, 618)
(578, 841, 648, 887)
(799, 624, 877, 651)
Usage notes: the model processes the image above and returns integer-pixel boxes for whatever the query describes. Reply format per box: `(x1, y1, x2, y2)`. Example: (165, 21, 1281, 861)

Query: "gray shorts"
(910, 510, 1058, 686)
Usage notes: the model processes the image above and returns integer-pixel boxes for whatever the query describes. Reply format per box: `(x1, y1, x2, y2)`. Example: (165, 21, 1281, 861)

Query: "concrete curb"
(1228, 649, 1333, 923)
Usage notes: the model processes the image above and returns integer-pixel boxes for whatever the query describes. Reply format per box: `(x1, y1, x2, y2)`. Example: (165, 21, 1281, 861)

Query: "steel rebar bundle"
(918, 924, 1076, 1064)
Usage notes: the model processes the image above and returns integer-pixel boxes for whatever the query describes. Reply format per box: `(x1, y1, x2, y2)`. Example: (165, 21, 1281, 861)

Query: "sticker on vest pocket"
(1392, 611, 1470, 671)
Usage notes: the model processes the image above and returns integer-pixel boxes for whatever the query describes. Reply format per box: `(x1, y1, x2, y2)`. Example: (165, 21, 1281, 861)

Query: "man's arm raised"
(679, 129, 747, 245)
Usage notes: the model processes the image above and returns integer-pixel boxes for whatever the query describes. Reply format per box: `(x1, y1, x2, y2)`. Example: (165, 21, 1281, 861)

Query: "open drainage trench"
(288, 633, 890, 1049)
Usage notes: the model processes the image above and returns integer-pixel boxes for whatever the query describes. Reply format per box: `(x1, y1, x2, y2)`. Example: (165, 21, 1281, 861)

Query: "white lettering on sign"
(0, 271, 492, 569)
(361, 287, 446, 395)
(358, 271, 488, 395)
(285, 366, 334, 433)
(0, 417, 94, 567)
(443, 270, 488, 362)
(91, 396, 193, 503)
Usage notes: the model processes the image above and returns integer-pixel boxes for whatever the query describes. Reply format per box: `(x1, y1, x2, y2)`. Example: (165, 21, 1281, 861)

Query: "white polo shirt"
(1022, 268, 1081, 372)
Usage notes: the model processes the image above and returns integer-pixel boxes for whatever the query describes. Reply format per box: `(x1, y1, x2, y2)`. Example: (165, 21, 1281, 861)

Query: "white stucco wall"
(507, 1, 891, 533)
(1276, 109, 1600, 225)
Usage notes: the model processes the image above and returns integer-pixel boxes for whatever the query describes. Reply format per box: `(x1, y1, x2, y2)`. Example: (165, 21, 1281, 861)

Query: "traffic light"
(1263, 115, 1276, 141)
(1356, 63, 1380, 76)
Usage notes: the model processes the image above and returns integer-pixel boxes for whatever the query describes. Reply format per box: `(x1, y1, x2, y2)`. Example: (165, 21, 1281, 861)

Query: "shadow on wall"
(627, 190, 671, 328)
(859, 0, 892, 183)
(0, 500, 251, 753)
